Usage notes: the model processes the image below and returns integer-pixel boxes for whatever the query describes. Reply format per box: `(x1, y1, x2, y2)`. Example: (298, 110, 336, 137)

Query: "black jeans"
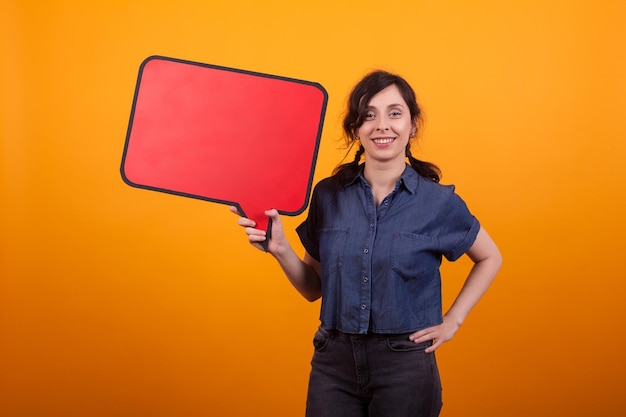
(305, 328, 442, 417)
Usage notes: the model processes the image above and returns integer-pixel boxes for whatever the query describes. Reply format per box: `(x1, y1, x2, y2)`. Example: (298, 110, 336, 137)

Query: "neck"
(363, 160, 406, 205)
(363, 160, 405, 186)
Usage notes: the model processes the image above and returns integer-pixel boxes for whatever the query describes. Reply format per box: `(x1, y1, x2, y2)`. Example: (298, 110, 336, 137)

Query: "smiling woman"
(232, 70, 502, 417)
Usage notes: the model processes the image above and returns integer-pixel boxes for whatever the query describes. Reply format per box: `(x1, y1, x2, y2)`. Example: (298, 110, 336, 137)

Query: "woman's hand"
(408, 315, 460, 353)
(229, 206, 287, 256)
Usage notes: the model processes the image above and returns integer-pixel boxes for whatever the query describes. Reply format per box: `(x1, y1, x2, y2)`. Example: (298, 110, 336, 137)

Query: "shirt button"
(369, 223, 374, 228)
(363, 248, 369, 254)
(361, 304, 366, 309)
(383, 200, 389, 205)
(363, 276, 368, 283)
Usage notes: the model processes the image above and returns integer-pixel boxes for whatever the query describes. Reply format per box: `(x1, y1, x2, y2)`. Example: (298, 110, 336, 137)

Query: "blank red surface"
(121, 56, 327, 230)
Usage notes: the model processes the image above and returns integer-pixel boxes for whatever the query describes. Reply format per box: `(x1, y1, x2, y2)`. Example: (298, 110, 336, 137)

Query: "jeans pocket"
(386, 337, 431, 352)
(312, 327, 330, 352)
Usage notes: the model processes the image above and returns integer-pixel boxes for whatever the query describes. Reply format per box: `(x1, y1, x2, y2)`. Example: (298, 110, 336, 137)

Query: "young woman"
(231, 70, 502, 417)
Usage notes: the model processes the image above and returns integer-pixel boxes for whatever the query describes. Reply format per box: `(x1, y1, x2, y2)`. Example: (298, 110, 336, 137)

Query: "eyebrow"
(366, 103, 406, 110)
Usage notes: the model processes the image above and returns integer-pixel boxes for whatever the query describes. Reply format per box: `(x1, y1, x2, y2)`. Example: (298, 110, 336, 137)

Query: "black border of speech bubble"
(120, 55, 328, 222)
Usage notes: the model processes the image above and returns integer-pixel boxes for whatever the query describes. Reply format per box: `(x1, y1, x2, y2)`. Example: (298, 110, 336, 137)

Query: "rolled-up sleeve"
(437, 188, 481, 262)
(296, 184, 321, 261)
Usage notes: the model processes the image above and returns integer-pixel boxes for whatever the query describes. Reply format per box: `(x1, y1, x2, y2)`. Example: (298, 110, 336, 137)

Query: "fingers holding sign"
(230, 206, 287, 255)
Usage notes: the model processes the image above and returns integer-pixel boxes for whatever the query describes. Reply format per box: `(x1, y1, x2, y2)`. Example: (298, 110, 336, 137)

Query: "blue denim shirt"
(296, 165, 480, 334)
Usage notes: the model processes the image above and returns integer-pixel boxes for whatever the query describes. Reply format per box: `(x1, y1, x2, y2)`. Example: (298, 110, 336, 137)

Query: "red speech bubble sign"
(121, 56, 327, 245)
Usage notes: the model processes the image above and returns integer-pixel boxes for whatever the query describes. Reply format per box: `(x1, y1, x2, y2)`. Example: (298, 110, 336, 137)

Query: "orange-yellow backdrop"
(2, 0, 625, 416)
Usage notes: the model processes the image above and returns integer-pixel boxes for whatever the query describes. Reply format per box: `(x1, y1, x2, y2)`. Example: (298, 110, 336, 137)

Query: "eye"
(364, 112, 376, 120)
(389, 110, 402, 118)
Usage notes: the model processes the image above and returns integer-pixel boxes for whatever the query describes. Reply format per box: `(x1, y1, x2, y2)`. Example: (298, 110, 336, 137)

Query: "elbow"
(490, 249, 503, 277)
(303, 291, 322, 303)
(495, 247, 503, 269)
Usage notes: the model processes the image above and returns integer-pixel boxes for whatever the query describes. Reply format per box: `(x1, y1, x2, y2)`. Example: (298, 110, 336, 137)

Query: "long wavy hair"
(331, 70, 441, 185)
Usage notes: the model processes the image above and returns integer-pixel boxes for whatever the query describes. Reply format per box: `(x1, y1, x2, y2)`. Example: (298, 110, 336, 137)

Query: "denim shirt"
(296, 165, 480, 334)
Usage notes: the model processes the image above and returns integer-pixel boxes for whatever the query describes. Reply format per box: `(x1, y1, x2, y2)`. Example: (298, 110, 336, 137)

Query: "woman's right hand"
(229, 206, 288, 256)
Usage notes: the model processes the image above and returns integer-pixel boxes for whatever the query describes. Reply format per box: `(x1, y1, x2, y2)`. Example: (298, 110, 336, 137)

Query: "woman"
(231, 70, 502, 417)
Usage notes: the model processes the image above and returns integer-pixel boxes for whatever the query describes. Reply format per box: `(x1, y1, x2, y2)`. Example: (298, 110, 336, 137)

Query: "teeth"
(373, 138, 394, 144)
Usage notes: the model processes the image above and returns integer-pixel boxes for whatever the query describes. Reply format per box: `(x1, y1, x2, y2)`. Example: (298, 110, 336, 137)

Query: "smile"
(372, 137, 395, 144)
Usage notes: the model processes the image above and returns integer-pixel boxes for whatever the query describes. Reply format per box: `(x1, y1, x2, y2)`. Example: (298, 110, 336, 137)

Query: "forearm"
(445, 251, 502, 326)
(272, 243, 322, 302)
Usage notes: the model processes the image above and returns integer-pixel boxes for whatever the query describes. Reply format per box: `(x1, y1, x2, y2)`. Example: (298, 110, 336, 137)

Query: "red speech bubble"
(121, 56, 327, 247)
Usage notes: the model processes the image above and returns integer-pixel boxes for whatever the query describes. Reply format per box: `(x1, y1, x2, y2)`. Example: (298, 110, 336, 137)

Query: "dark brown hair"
(332, 70, 441, 184)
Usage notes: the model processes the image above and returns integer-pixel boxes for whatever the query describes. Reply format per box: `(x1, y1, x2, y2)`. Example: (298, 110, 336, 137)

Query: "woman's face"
(356, 84, 415, 167)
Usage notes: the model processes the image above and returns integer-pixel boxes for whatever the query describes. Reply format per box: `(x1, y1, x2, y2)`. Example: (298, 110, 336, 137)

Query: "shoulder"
(309, 176, 359, 216)
(413, 175, 474, 215)
(312, 176, 344, 198)
(404, 165, 455, 197)
(415, 174, 457, 198)
(314, 176, 335, 190)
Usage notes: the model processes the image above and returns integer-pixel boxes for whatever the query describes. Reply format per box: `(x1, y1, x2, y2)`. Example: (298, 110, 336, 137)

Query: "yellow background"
(2, 0, 625, 416)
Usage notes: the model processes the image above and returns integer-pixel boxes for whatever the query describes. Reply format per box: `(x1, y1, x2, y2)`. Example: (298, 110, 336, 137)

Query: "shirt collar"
(347, 164, 419, 195)
(400, 165, 419, 194)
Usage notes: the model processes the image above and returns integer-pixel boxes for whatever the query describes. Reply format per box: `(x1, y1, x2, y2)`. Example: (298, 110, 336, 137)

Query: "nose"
(376, 118, 389, 131)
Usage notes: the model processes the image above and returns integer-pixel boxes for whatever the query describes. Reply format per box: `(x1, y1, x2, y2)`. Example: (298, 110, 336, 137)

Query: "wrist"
(269, 239, 291, 259)
(444, 311, 465, 328)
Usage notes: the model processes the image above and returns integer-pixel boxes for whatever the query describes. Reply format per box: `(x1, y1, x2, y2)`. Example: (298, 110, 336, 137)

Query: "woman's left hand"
(408, 315, 460, 353)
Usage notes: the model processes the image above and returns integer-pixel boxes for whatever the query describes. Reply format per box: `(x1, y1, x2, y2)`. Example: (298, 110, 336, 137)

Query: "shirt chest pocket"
(318, 228, 348, 274)
(390, 232, 440, 282)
